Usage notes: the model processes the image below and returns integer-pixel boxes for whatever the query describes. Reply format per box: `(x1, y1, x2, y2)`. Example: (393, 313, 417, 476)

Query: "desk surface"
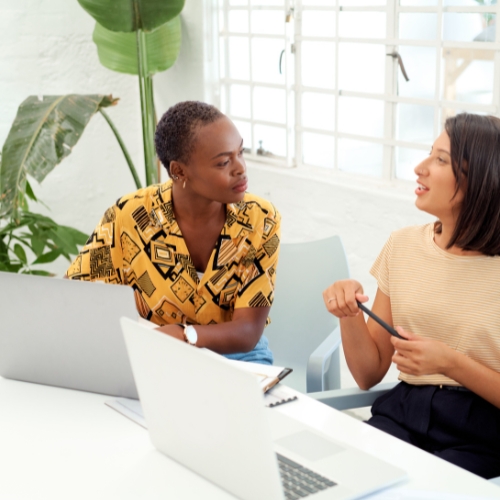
(1, 377, 499, 500)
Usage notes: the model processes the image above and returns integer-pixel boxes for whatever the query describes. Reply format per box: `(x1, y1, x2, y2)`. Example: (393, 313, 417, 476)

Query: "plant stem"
(136, 29, 158, 186)
(99, 109, 142, 190)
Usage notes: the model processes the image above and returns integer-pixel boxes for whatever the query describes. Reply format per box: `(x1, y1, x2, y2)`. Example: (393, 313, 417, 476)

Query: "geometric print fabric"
(67, 180, 281, 328)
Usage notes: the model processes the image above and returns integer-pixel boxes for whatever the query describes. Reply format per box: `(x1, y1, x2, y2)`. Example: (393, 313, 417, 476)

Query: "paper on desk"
(106, 385, 297, 429)
(367, 488, 494, 500)
(105, 398, 146, 428)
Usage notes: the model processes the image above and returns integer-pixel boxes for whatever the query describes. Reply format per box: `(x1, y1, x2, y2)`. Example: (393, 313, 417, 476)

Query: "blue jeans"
(222, 334, 274, 365)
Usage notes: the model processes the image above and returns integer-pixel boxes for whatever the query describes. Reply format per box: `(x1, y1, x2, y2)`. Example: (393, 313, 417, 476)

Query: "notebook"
(0, 272, 139, 398)
(120, 317, 407, 500)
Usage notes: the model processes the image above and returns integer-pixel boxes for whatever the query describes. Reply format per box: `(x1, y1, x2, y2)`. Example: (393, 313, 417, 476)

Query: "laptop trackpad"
(276, 431, 344, 462)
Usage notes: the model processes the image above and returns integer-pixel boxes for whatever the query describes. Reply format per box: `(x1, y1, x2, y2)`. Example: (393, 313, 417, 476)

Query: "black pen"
(356, 301, 406, 340)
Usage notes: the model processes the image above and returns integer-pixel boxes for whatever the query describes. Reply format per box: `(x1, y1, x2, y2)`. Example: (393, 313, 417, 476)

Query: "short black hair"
(155, 101, 224, 176)
(439, 113, 500, 256)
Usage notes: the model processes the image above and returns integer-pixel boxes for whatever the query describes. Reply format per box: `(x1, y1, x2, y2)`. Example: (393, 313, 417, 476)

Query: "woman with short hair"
(68, 101, 280, 364)
(324, 113, 500, 479)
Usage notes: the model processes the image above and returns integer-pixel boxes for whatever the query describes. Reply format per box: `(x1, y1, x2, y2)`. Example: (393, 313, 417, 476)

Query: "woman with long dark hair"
(323, 113, 500, 479)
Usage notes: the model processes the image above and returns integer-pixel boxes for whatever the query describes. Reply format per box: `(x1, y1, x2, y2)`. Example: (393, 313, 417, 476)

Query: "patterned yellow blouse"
(67, 180, 281, 327)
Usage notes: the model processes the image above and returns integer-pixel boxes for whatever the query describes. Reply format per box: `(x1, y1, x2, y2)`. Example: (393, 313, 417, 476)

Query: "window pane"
(339, 43, 385, 93)
(302, 10, 335, 38)
(397, 104, 434, 144)
(230, 85, 251, 118)
(338, 139, 383, 177)
(253, 124, 286, 157)
(302, 92, 335, 131)
(253, 87, 286, 124)
(303, 0, 335, 5)
(303, 133, 335, 168)
(441, 49, 495, 104)
(397, 46, 436, 99)
(340, 0, 386, 5)
(219, 40, 226, 78)
(251, 10, 285, 35)
(301, 41, 335, 89)
(396, 148, 426, 181)
(252, 38, 286, 84)
(444, 0, 496, 6)
(400, 0, 436, 5)
(339, 12, 386, 39)
(443, 13, 496, 43)
(251, 0, 283, 5)
(399, 14, 437, 40)
(338, 97, 384, 137)
(220, 85, 228, 114)
(228, 10, 248, 33)
(230, 0, 247, 5)
(228, 37, 250, 79)
(233, 120, 252, 150)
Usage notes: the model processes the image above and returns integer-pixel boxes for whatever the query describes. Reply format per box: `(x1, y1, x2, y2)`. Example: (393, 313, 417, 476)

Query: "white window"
(218, 0, 500, 179)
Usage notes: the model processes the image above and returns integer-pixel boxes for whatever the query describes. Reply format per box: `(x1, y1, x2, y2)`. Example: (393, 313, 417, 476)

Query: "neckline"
(427, 223, 489, 261)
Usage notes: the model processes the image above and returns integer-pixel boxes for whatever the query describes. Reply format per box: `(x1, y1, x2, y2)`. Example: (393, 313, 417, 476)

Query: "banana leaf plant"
(0, 94, 138, 274)
(78, 0, 185, 186)
(0, 93, 140, 219)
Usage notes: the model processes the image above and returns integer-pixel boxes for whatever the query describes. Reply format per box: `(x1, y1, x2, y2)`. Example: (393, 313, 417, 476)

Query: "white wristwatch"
(181, 324, 198, 346)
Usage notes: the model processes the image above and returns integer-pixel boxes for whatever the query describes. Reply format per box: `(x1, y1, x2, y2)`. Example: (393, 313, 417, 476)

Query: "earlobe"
(170, 161, 185, 181)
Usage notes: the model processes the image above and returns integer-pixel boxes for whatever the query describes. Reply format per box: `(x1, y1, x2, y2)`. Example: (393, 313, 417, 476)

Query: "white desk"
(1, 377, 499, 500)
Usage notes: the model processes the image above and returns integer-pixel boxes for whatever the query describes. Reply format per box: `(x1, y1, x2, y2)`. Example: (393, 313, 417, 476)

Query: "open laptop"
(120, 317, 406, 500)
(0, 272, 139, 399)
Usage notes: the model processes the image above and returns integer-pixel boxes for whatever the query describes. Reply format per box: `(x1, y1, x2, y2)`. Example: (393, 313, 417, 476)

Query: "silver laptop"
(120, 317, 406, 500)
(0, 272, 139, 398)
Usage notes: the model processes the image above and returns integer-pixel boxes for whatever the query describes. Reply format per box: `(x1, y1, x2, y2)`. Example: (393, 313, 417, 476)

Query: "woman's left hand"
(391, 327, 456, 377)
(157, 324, 185, 341)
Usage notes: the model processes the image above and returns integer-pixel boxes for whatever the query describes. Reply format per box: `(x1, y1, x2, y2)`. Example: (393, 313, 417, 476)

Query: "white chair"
(265, 236, 349, 393)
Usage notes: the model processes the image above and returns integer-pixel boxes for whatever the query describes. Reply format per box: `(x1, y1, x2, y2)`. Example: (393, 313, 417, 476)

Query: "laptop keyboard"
(277, 453, 337, 499)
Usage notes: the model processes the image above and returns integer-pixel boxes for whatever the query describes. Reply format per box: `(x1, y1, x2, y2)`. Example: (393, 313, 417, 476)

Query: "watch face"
(185, 325, 198, 345)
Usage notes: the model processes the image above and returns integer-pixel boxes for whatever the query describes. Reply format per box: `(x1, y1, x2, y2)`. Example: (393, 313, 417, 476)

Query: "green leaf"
(24, 270, 53, 277)
(25, 180, 37, 202)
(57, 225, 89, 246)
(93, 17, 181, 75)
(0, 238, 9, 261)
(30, 234, 47, 257)
(0, 262, 24, 273)
(0, 94, 118, 217)
(77, 0, 184, 33)
(32, 249, 62, 264)
(13, 243, 27, 264)
(52, 226, 79, 255)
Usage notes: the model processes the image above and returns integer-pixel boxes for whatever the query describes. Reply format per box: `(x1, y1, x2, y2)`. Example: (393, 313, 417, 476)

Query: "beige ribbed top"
(370, 223, 500, 386)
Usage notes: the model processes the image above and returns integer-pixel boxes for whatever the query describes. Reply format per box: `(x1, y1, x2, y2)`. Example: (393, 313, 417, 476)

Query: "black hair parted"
(440, 113, 500, 256)
(155, 101, 224, 176)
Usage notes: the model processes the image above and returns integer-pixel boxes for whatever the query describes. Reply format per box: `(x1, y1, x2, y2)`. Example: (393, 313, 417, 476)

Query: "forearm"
(340, 315, 389, 390)
(446, 351, 500, 409)
(188, 319, 263, 354)
(157, 307, 268, 354)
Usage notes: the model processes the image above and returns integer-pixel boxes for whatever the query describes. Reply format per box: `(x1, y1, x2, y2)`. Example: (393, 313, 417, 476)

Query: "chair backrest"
(265, 236, 350, 392)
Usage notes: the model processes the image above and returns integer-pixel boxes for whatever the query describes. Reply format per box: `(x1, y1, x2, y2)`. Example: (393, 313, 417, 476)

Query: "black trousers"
(366, 382, 500, 479)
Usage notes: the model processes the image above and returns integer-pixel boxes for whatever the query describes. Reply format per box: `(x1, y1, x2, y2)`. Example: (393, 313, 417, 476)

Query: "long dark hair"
(440, 113, 500, 256)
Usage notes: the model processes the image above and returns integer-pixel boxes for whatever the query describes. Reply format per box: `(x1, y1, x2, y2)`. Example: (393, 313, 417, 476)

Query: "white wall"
(1, 0, 433, 390)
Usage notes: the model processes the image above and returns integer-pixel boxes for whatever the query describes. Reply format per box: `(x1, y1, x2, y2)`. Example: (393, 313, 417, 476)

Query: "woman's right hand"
(323, 279, 369, 318)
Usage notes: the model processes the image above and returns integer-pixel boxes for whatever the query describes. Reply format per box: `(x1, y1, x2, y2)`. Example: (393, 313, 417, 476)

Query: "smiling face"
(414, 131, 464, 224)
(173, 116, 248, 204)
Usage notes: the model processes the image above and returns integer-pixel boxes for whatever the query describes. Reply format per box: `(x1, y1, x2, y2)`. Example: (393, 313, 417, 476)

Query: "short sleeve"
(235, 208, 281, 309)
(370, 233, 393, 297)
(66, 205, 124, 283)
